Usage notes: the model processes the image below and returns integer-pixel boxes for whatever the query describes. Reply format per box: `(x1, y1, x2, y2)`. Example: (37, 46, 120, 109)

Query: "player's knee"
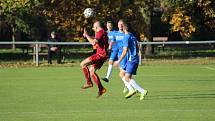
(89, 72, 94, 77)
(119, 73, 123, 78)
(89, 68, 95, 76)
(119, 71, 125, 78)
(124, 76, 130, 82)
(80, 62, 85, 68)
(89, 71, 95, 77)
(80, 63, 83, 67)
(109, 60, 113, 65)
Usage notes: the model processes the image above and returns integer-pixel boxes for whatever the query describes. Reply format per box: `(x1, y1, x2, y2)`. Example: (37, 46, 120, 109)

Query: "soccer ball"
(83, 8, 94, 18)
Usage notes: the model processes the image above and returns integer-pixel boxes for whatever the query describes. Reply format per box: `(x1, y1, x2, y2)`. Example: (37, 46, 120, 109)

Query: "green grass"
(0, 64, 215, 121)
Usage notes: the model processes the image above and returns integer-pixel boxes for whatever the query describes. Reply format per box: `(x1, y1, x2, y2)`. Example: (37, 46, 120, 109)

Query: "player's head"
(93, 21, 102, 32)
(118, 19, 125, 32)
(106, 21, 113, 31)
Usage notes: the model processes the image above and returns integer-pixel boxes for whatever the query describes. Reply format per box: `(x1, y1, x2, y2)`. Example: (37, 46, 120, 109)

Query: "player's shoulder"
(124, 33, 130, 40)
(99, 29, 107, 35)
(128, 32, 134, 36)
(108, 30, 117, 34)
(112, 30, 117, 33)
(114, 30, 119, 34)
(125, 32, 132, 37)
(128, 32, 137, 39)
(97, 29, 103, 33)
(116, 31, 125, 36)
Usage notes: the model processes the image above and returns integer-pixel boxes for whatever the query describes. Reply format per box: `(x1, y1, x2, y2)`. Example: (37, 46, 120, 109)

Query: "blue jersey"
(124, 33, 139, 62)
(114, 31, 125, 53)
(107, 30, 117, 51)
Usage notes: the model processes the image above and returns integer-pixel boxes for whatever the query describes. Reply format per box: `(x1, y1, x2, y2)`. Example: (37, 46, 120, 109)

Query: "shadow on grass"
(145, 90, 215, 100)
(130, 90, 215, 100)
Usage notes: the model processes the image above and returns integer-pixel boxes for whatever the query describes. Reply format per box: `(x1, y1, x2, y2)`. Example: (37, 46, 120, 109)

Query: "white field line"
(203, 66, 215, 71)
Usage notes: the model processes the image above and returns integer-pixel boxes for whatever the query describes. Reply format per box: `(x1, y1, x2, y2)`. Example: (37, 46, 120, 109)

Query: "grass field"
(0, 64, 215, 121)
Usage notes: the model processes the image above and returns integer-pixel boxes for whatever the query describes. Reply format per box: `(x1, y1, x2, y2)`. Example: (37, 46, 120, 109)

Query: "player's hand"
(83, 28, 88, 37)
(108, 46, 112, 51)
(108, 48, 111, 53)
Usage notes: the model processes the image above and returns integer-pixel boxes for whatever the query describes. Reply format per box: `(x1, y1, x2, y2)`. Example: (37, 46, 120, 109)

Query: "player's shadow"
(135, 90, 215, 100)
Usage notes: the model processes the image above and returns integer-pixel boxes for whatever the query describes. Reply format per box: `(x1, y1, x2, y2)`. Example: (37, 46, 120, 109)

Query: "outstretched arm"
(83, 28, 98, 45)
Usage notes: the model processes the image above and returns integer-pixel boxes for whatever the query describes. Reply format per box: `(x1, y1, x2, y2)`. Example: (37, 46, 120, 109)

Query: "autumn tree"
(161, 0, 215, 40)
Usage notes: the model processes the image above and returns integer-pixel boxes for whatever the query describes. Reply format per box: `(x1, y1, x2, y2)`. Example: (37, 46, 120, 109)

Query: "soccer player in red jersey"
(80, 21, 109, 98)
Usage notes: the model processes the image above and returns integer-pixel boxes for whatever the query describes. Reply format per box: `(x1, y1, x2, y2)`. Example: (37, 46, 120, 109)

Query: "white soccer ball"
(83, 8, 94, 18)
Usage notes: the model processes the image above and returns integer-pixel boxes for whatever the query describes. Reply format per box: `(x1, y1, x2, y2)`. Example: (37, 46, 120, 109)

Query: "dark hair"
(124, 22, 140, 41)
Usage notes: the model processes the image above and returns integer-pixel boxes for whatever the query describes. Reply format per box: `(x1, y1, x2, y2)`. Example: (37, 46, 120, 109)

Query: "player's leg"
(125, 61, 148, 100)
(89, 65, 106, 98)
(119, 55, 134, 93)
(80, 57, 93, 89)
(128, 77, 148, 100)
(102, 50, 117, 82)
(101, 59, 113, 82)
(124, 73, 137, 98)
(119, 69, 134, 94)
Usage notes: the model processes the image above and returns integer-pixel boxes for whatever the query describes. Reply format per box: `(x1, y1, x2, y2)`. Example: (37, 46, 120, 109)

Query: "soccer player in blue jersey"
(116, 22, 148, 100)
(102, 21, 118, 82)
(114, 19, 135, 94)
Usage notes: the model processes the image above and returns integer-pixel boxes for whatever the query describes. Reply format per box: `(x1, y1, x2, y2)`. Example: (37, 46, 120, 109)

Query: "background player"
(102, 21, 117, 82)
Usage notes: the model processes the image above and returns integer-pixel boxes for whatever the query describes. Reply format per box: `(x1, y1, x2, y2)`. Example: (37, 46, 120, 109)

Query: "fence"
(0, 40, 215, 66)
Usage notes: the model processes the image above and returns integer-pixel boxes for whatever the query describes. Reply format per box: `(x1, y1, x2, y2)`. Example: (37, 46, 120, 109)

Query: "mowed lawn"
(0, 64, 215, 121)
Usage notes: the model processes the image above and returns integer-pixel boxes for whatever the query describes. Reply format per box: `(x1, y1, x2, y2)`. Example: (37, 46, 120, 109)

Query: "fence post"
(35, 42, 39, 66)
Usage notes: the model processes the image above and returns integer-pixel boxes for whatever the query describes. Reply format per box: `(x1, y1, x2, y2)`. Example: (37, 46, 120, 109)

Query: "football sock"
(129, 79, 144, 93)
(122, 77, 134, 91)
(91, 73, 103, 91)
(82, 67, 92, 84)
(106, 64, 113, 79)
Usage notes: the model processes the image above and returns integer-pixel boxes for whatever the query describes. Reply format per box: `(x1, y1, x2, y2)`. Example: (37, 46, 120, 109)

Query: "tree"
(39, 0, 123, 41)
(0, 0, 41, 49)
(161, 0, 215, 40)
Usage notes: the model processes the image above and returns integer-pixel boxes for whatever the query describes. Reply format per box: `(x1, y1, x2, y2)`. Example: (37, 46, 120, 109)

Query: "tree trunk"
(11, 23, 16, 51)
(137, 0, 154, 57)
(145, 9, 154, 56)
(145, 44, 153, 56)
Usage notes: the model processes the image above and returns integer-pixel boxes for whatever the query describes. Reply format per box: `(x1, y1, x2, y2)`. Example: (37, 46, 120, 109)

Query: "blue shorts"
(109, 50, 118, 61)
(118, 51, 127, 70)
(124, 61, 139, 75)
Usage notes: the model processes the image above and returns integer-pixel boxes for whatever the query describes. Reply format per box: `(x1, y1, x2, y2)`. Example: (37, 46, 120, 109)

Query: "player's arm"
(117, 34, 129, 63)
(114, 46, 127, 67)
(118, 47, 128, 62)
(83, 28, 98, 45)
(109, 34, 116, 50)
(109, 41, 114, 50)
